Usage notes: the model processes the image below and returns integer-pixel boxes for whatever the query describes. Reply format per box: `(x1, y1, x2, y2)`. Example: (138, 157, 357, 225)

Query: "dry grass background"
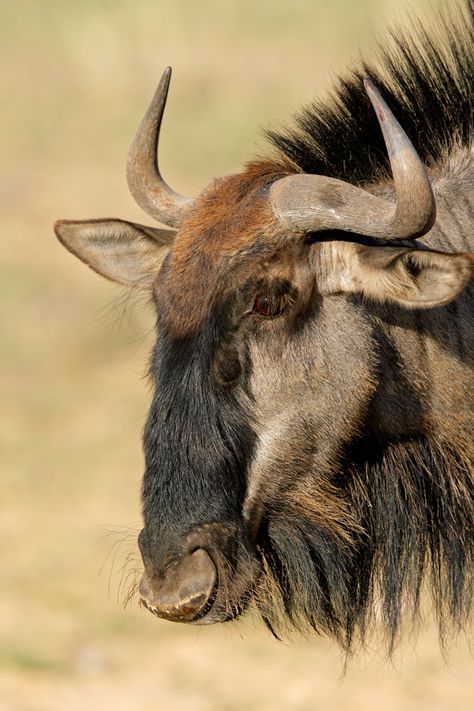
(1, 0, 472, 709)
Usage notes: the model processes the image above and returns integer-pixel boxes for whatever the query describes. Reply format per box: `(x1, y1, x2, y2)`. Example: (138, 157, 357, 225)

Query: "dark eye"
(253, 294, 287, 318)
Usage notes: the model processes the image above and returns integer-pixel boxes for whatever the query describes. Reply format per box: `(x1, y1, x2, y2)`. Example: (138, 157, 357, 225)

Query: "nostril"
(139, 548, 217, 622)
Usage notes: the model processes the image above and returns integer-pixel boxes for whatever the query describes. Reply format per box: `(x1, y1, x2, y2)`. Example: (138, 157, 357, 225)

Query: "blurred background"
(1, 0, 472, 709)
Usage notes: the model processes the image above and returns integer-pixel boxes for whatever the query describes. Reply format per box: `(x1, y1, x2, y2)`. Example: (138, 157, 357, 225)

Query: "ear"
(317, 242, 473, 308)
(54, 218, 175, 288)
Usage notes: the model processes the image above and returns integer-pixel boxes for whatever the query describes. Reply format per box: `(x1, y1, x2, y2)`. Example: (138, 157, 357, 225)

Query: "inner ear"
(55, 218, 175, 289)
(355, 246, 473, 308)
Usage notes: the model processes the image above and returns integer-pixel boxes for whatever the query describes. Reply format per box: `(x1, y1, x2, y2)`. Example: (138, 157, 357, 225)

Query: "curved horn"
(126, 67, 194, 229)
(270, 79, 436, 240)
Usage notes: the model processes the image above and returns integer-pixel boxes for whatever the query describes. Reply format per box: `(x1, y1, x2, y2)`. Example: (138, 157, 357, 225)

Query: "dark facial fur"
(56, 0, 474, 652)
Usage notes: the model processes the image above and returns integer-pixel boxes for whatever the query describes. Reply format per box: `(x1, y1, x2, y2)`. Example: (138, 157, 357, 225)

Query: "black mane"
(268, 0, 474, 184)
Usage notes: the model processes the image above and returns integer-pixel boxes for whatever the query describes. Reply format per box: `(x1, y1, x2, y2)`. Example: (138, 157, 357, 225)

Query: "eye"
(253, 293, 287, 318)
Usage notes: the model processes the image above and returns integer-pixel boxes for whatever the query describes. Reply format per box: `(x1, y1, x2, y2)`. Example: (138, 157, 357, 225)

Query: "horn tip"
(363, 78, 387, 124)
(157, 66, 173, 95)
(363, 77, 376, 92)
(363, 77, 381, 103)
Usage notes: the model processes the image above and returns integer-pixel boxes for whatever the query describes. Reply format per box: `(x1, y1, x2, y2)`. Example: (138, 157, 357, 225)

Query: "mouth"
(139, 567, 253, 624)
(138, 560, 259, 625)
(192, 577, 220, 621)
(139, 576, 220, 622)
(137, 524, 262, 625)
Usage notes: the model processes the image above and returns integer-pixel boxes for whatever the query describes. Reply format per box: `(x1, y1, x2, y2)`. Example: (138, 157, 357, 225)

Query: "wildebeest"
(55, 1, 473, 651)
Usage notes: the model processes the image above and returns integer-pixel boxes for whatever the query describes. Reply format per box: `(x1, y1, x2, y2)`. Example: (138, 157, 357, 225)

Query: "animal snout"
(138, 536, 217, 622)
(138, 524, 260, 624)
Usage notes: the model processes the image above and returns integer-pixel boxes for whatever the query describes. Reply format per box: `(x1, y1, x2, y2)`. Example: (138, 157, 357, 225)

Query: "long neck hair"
(254, 434, 473, 652)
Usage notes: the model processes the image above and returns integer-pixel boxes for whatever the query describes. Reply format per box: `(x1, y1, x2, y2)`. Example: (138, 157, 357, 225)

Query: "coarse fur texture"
(253, 434, 473, 652)
(252, 0, 473, 649)
(55, 0, 474, 653)
(230, 0, 474, 649)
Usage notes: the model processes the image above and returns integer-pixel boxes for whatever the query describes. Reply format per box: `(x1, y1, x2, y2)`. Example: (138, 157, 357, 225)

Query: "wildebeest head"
(55, 68, 472, 641)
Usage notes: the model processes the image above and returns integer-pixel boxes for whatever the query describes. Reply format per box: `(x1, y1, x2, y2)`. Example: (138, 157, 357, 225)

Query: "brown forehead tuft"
(158, 160, 291, 339)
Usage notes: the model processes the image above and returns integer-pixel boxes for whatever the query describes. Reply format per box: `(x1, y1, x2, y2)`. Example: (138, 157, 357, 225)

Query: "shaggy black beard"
(254, 435, 473, 653)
